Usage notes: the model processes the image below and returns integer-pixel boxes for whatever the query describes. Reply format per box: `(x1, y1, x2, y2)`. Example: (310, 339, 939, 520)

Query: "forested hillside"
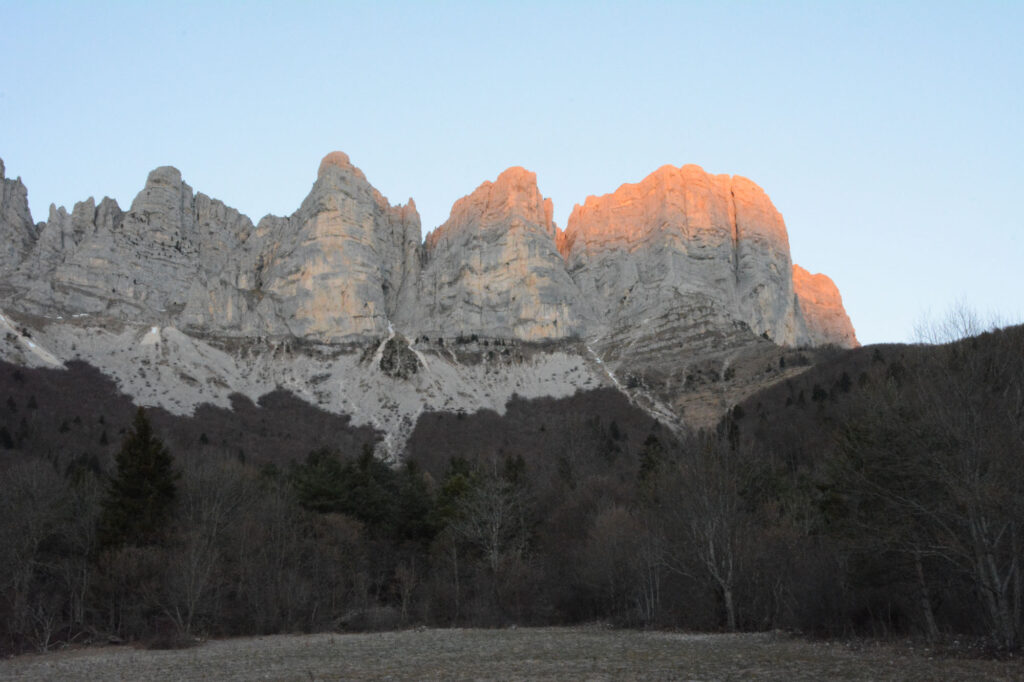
(1, 322, 1020, 654)
(728, 320, 1023, 649)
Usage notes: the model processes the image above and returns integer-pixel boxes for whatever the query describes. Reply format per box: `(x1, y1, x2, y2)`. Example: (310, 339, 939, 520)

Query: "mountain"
(792, 265, 859, 348)
(0, 153, 856, 454)
(563, 164, 803, 352)
(400, 166, 589, 341)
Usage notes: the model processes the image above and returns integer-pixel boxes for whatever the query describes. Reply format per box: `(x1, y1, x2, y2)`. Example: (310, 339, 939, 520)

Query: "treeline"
(1, 317, 1021, 655)
(729, 316, 1024, 650)
(1, 404, 686, 653)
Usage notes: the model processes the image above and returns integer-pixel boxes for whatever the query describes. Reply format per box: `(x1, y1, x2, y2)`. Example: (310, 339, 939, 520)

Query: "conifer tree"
(98, 408, 178, 547)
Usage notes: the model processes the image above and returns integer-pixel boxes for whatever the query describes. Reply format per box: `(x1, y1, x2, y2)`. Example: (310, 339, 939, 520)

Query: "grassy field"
(1, 627, 1020, 681)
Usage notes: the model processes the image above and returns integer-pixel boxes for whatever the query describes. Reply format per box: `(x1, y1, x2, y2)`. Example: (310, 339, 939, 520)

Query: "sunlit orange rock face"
(398, 167, 589, 340)
(561, 164, 807, 356)
(0, 151, 857, 355)
(250, 153, 422, 341)
(792, 265, 859, 347)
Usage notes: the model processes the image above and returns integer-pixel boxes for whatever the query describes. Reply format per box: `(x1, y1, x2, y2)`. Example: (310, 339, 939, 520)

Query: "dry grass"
(1, 627, 1020, 681)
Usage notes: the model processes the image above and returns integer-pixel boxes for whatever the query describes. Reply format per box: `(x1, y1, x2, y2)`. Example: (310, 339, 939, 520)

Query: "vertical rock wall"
(0, 154, 857, 349)
(792, 265, 858, 347)
(398, 167, 589, 340)
(561, 164, 815, 352)
(0, 160, 38, 279)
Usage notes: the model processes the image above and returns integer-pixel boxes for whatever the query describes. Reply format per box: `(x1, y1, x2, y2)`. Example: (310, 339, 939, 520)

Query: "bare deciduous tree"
(163, 455, 255, 636)
(662, 434, 752, 631)
(910, 307, 1023, 649)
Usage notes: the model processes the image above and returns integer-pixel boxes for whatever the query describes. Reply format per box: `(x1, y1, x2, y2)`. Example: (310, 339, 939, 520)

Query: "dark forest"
(1, 323, 1021, 655)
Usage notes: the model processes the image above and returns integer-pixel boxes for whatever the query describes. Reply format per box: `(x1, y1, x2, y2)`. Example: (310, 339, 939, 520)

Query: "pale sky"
(1, 1, 1021, 345)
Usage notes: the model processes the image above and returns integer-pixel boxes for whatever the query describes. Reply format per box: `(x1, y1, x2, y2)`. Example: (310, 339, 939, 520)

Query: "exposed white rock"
(0, 160, 37, 277)
(0, 312, 608, 458)
(731, 175, 806, 345)
(400, 167, 590, 341)
(0, 154, 856, 353)
(0, 154, 859, 449)
(249, 151, 421, 342)
(561, 164, 809, 353)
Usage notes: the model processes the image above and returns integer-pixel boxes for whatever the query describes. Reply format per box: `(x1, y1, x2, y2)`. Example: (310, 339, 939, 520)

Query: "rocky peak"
(565, 164, 733, 246)
(398, 166, 589, 340)
(562, 163, 807, 349)
(425, 166, 554, 251)
(23, 163, 211, 318)
(0, 153, 862, 451)
(318, 150, 360, 179)
(243, 152, 421, 342)
(138, 165, 184, 193)
(308, 151, 400, 224)
(0, 158, 37, 277)
(0, 154, 857, 355)
(792, 265, 859, 347)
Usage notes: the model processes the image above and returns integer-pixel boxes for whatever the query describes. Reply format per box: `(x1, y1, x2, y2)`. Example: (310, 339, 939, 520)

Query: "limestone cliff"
(0, 153, 858, 443)
(219, 151, 421, 342)
(561, 164, 809, 359)
(399, 167, 589, 340)
(792, 265, 858, 347)
(3, 153, 421, 343)
(0, 154, 855, 353)
(10, 166, 261, 331)
(0, 160, 37, 278)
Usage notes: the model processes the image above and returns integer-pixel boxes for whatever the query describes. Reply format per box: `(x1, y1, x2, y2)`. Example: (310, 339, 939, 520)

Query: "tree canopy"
(98, 408, 178, 548)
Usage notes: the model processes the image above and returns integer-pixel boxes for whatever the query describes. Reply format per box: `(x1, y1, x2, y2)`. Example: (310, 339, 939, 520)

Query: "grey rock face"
(12, 166, 255, 325)
(731, 175, 806, 345)
(177, 190, 263, 336)
(0, 161, 37, 278)
(0, 153, 861, 446)
(0, 154, 855, 353)
(561, 164, 814, 359)
(16, 196, 126, 311)
(0, 154, 423, 344)
(399, 167, 590, 341)
(248, 152, 421, 342)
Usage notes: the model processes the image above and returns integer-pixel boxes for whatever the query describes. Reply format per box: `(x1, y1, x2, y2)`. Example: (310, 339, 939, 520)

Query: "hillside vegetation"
(0, 320, 1020, 655)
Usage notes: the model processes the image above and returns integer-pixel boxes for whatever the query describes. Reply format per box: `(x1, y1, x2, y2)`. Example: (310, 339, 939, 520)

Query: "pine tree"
(98, 408, 178, 547)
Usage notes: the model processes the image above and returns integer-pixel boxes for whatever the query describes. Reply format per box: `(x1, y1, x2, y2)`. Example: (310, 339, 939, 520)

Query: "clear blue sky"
(2, 1, 1021, 344)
